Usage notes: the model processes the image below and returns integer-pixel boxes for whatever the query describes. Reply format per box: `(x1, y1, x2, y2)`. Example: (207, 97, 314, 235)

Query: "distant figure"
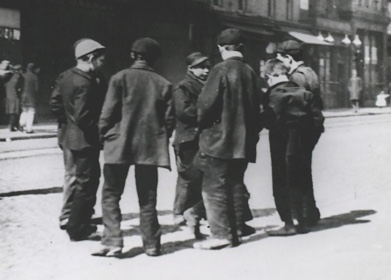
(5, 64, 24, 132)
(348, 69, 362, 113)
(375, 91, 390, 108)
(20, 63, 40, 133)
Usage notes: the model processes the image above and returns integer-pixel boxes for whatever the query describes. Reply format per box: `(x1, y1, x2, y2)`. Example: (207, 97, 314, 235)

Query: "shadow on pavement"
(251, 208, 277, 218)
(0, 186, 63, 197)
(91, 210, 173, 225)
(311, 209, 376, 232)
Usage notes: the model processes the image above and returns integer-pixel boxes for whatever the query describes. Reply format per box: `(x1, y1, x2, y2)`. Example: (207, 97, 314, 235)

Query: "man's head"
(275, 40, 303, 68)
(131, 37, 161, 66)
(264, 59, 290, 87)
(74, 38, 106, 72)
(217, 28, 244, 60)
(186, 52, 210, 81)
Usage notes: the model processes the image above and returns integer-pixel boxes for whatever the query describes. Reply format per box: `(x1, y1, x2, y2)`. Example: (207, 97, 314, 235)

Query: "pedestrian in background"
(275, 40, 323, 227)
(5, 64, 23, 132)
(50, 38, 107, 241)
(20, 63, 40, 133)
(348, 69, 362, 113)
(192, 28, 262, 250)
(93, 38, 174, 257)
(172, 51, 209, 231)
(261, 59, 324, 236)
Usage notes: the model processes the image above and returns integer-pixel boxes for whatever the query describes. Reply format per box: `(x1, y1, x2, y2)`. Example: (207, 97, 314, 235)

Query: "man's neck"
(288, 60, 304, 74)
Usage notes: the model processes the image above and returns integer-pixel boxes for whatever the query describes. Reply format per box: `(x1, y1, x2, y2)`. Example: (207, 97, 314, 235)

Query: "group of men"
(50, 28, 324, 258)
(0, 60, 40, 133)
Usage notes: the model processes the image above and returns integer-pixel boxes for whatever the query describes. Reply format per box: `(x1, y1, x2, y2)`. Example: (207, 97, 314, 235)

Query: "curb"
(0, 133, 57, 142)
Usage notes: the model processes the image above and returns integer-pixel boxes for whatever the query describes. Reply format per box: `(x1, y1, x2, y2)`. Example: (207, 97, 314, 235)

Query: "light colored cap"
(74, 39, 105, 59)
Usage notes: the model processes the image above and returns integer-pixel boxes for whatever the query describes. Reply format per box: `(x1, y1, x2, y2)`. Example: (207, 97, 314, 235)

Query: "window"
(268, 0, 275, 17)
(213, 0, 221, 6)
(300, 0, 309, 10)
(286, 0, 293, 20)
(238, 0, 245, 11)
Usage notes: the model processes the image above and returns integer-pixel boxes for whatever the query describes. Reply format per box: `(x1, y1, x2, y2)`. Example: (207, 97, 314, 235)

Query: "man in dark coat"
(172, 52, 209, 229)
(50, 38, 107, 241)
(261, 59, 324, 236)
(275, 40, 324, 226)
(192, 29, 262, 250)
(20, 63, 39, 133)
(5, 65, 23, 131)
(93, 38, 174, 257)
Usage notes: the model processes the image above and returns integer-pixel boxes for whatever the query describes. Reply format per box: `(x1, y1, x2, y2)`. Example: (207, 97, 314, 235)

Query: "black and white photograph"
(1, 0, 391, 279)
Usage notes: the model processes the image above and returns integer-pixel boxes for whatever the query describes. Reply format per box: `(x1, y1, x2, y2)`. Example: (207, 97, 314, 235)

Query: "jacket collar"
(130, 60, 154, 72)
(71, 67, 93, 80)
(184, 71, 204, 94)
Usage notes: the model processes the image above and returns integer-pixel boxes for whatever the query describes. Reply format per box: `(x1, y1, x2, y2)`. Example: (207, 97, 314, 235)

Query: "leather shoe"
(239, 224, 256, 237)
(91, 246, 122, 257)
(267, 224, 296, 236)
(145, 247, 160, 257)
(193, 238, 233, 250)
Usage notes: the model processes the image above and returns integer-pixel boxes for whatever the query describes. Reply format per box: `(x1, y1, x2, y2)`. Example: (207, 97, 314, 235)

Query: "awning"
(288, 31, 332, 46)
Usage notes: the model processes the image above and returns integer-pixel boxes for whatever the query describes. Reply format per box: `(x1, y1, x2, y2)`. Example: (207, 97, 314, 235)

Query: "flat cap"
(217, 28, 244, 46)
(131, 37, 161, 58)
(276, 40, 303, 54)
(186, 52, 209, 68)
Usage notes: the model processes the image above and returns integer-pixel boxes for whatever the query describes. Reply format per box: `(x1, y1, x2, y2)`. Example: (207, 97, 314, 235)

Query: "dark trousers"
(194, 152, 247, 241)
(101, 164, 161, 250)
(173, 141, 202, 216)
(269, 126, 320, 225)
(66, 148, 100, 239)
(59, 148, 77, 222)
(8, 113, 19, 130)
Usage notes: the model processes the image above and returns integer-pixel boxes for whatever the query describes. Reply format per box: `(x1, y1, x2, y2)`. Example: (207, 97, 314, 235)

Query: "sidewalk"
(1, 107, 390, 142)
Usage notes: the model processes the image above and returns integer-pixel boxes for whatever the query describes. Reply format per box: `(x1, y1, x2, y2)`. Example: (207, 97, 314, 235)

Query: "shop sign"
(0, 27, 20, 40)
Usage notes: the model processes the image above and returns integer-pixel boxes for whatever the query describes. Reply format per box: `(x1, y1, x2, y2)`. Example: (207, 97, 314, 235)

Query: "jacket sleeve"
(49, 75, 66, 124)
(197, 67, 223, 129)
(174, 85, 197, 126)
(74, 82, 95, 131)
(99, 75, 122, 136)
(306, 91, 325, 132)
(163, 83, 175, 139)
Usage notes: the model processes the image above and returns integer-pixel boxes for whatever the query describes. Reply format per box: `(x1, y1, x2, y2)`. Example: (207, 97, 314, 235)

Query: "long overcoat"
(21, 70, 39, 108)
(172, 71, 203, 148)
(99, 61, 174, 168)
(5, 73, 23, 114)
(348, 77, 362, 101)
(50, 67, 106, 151)
(197, 57, 262, 163)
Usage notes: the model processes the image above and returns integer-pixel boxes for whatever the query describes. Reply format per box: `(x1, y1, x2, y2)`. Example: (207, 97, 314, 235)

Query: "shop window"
(268, 0, 275, 17)
(238, 0, 246, 11)
(286, 0, 293, 20)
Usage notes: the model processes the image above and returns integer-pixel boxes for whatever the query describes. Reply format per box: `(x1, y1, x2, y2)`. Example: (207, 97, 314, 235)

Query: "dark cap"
(217, 28, 244, 46)
(27, 63, 36, 70)
(131, 37, 161, 60)
(186, 52, 208, 68)
(275, 40, 303, 54)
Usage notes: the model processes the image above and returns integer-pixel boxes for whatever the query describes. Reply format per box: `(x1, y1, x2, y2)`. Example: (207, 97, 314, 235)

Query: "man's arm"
(49, 75, 66, 124)
(174, 85, 198, 126)
(163, 83, 175, 139)
(99, 75, 122, 136)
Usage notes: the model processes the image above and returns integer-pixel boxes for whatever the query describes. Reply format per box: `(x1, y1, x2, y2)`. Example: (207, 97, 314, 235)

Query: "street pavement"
(1, 108, 391, 280)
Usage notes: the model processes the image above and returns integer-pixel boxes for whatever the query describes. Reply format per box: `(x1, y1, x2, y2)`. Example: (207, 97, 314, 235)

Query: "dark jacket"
(172, 72, 203, 148)
(290, 63, 323, 110)
(99, 61, 174, 168)
(5, 72, 23, 114)
(50, 67, 106, 150)
(197, 57, 262, 163)
(21, 70, 39, 108)
(261, 81, 324, 132)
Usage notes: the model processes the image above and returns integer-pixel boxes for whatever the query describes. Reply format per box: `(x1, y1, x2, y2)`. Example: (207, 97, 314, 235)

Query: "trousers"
(66, 148, 100, 239)
(101, 164, 161, 250)
(59, 148, 77, 222)
(194, 152, 247, 241)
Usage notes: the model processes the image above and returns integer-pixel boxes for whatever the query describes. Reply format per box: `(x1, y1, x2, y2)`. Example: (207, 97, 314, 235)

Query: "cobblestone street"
(1, 113, 391, 280)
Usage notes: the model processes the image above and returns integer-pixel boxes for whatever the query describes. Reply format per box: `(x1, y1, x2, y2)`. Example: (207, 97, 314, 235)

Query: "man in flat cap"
(93, 37, 174, 257)
(275, 39, 324, 228)
(5, 64, 23, 132)
(172, 52, 209, 232)
(50, 38, 107, 241)
(192, 28, 262, 249)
